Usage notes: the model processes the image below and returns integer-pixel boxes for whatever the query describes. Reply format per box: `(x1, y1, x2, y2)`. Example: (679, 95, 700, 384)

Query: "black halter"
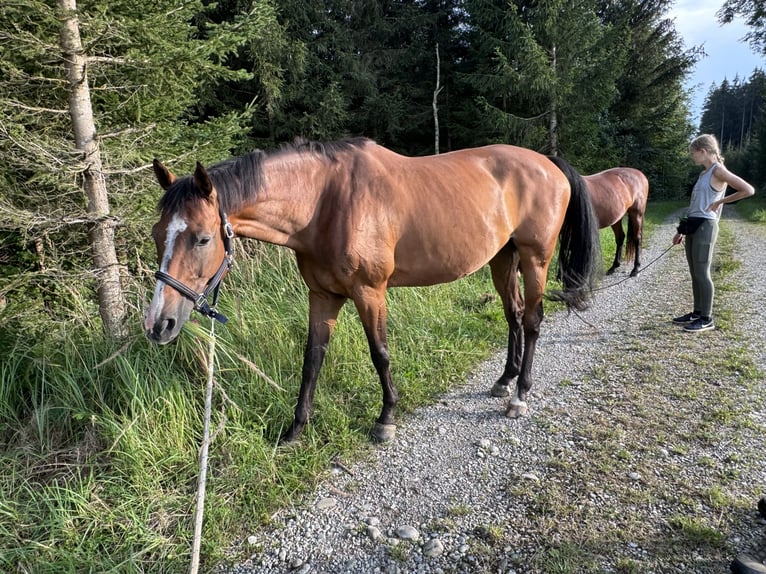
(154, 207, 235, 324)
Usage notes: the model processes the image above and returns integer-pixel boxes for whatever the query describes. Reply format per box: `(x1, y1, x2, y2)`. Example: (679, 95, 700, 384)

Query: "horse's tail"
(546, 155, 602, 311)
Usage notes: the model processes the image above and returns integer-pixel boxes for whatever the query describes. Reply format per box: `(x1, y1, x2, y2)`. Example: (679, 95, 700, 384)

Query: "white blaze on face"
(145, 214, 188, 329)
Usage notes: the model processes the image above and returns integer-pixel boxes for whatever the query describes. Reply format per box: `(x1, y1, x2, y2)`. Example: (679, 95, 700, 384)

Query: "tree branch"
(99, 123, 156, 140)
(4, 99, 70, 115)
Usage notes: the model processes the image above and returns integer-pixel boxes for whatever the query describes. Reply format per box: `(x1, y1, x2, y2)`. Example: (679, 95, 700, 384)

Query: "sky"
(668, 0, 763, 125)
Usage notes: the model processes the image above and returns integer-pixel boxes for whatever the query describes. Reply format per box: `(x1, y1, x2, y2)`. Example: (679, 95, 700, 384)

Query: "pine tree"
(715, 2, 766, 190)
(699, 70, 765, 188)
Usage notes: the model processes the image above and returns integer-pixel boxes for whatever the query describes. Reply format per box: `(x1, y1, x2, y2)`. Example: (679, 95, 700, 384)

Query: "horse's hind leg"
(352, 285, 399, 443)
(628, 210, 644, 277)
(282, 290, 346, 443)
(505, 254, 547, 419)
(606, 221, 625, 275)
(488, 245, 524, 398)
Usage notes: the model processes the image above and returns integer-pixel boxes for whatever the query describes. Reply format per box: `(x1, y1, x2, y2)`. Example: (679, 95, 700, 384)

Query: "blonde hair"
(690, 134, 724, 164)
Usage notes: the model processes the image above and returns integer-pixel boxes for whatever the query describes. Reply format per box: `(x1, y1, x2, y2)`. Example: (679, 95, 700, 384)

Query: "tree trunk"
(433, 43, 442, 155)
(58, 0, 127, 339)
(548, 43, 559, 156)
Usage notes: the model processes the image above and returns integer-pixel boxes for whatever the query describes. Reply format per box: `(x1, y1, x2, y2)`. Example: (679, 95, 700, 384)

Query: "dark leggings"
(684, 218, 718, 318)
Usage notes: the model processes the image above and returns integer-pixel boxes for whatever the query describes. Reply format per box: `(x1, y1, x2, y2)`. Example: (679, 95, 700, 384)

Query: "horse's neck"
(229, 155, 325, 250)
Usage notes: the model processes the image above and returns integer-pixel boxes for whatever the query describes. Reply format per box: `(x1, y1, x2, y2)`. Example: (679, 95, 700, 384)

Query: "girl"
(671, 134, 754, 332)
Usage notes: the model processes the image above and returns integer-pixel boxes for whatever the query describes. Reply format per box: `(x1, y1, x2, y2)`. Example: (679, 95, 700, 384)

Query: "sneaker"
(731, 545, 766, 573)
(684, 317, 714, 332)
(672, 312, 699, 324)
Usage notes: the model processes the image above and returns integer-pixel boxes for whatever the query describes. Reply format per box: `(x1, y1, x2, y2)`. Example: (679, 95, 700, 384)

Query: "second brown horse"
(145, 139, 601, 443)
(584, 167, 649, 277)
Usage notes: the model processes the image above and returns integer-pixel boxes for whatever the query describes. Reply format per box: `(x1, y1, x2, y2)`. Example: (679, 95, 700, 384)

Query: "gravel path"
(224, 209, 766, 574)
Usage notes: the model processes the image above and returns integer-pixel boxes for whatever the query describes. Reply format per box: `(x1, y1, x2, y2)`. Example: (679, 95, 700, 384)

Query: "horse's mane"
(157, 137, 373, 215)
(285, 136, 372, 162)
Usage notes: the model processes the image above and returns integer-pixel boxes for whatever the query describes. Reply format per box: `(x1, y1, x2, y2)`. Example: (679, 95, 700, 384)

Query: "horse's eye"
(197, 235, 212, 247)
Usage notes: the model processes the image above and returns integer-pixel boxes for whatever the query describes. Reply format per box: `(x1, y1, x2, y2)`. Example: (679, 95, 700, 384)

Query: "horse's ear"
(153, 159, 176, 190)
(193, 161, 216, 201)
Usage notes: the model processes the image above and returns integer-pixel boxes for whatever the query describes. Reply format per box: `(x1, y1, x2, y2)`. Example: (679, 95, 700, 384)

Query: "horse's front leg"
(488, 247, 524, 398)
(281, 291, 346, 443)
(353, 285, 398, 443)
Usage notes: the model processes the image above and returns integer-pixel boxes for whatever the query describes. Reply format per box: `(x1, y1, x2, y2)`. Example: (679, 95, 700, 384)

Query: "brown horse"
(583, 167, 649, 277)
(145, 138, 601, 443)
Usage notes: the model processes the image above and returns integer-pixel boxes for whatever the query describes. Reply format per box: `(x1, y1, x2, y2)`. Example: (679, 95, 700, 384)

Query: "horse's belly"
(387, 245, 495, 287)
(386, 214, 512, 286)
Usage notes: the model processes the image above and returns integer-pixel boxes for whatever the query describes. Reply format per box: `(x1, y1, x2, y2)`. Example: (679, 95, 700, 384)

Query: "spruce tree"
(598, 0, 698, 197)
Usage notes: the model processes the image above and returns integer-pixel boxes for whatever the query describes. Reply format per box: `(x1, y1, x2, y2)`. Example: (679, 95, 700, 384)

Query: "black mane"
(157, 137, 373, 215)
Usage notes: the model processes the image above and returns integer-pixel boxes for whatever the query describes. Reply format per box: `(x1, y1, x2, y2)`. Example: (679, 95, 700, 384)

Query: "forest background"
(1, 0, 766, 572)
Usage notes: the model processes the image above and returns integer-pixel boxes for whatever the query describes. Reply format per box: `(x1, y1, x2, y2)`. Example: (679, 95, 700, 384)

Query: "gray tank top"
(688, 163, 726, 220)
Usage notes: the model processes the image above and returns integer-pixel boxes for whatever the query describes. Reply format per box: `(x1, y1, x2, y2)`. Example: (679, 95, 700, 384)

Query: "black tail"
(546, 155, 601, 311)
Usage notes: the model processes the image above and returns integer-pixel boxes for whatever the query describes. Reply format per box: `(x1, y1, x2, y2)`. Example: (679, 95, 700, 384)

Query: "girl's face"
(690, 148, 708, 166)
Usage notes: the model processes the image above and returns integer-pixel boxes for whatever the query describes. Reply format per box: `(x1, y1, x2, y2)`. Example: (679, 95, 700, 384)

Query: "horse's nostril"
(151, 319, 168, 337)
(147, 317, 177, 343)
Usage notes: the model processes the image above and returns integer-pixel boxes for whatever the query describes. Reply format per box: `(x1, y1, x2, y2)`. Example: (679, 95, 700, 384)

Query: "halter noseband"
(154, 207, 235, 324)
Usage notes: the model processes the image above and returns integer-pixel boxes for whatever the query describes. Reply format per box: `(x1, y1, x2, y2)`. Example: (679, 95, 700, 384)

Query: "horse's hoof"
(505, 399, 529, 419)
(490, 382, 510, 397)
(630, 268, 640, 277)
(279, 432, 301, 446)
(372, 423, 396, 443)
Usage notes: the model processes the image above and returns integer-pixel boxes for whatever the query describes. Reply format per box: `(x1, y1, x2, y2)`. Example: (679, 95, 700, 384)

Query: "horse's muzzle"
(145, 316, 181, 345)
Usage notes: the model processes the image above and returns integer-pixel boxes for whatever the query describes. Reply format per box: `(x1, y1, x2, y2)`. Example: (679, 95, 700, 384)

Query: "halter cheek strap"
(154, 208, 235, 324)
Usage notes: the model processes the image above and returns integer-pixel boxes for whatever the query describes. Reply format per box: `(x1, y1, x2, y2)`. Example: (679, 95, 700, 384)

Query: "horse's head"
(144, 159, 232, 344)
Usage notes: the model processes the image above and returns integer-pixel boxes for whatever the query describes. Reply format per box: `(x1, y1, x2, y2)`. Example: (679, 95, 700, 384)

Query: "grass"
(0, 197, 760, 572)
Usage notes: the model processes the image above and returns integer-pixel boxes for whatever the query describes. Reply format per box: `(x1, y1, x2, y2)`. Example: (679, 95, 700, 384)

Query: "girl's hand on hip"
(706, 200, 722, 212)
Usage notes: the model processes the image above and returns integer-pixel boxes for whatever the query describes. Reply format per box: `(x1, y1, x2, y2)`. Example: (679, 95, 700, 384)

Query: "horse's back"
(368, 143, 570, 219)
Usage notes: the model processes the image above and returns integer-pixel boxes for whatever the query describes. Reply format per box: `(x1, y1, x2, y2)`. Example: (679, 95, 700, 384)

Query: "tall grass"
(0, 204, 676, 572)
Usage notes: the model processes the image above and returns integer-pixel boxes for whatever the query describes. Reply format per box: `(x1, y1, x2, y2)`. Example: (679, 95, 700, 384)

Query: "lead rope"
(188, 216, 233, 573)
(190, 310, 217, 574)
(591, 243, 676, 293)
(572, 243, 678, 329)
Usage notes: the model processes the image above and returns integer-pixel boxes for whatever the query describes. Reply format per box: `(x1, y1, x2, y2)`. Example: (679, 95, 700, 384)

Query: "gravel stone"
(315, 498, 337, 511)
(423, 538, 444, 558)
(394, 525, 419, 541)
